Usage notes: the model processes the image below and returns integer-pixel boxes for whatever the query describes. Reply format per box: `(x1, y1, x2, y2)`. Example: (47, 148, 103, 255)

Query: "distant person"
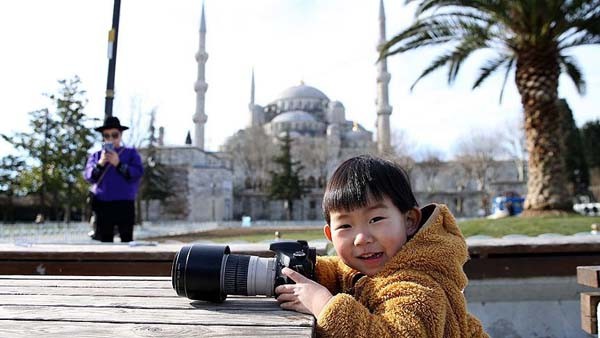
(34, 213, 45, 224)
(84, 116, 143, 242)
(275, 155, 488, 337)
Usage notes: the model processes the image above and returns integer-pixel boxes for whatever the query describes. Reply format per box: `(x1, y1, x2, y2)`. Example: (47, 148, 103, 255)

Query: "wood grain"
(0, 275, 315, 337)
(0, 320, 314, 338)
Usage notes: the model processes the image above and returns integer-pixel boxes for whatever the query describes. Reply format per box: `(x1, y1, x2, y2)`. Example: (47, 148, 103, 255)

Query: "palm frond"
(472, 54, 509, 89)
(559, 32, 600, 49)
(498, 57, 515, 104)
(563, 0, 600, 22)
(560, 13, 600, 40)
(559, 54, 586, 95)
(410, 53, 454, 91)
(381, 15, 491, 59)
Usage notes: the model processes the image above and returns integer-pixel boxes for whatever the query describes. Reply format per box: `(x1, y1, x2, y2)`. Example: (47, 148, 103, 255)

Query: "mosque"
(143, 1, 395, 221)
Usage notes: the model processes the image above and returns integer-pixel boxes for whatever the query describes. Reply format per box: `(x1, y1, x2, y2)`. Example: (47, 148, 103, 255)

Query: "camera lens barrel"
(245, 256, 276, 297)
(172, 244, 277, 302)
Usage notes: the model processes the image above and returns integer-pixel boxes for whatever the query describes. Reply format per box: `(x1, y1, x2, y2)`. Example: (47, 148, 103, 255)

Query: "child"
(275, 155, 488, 337)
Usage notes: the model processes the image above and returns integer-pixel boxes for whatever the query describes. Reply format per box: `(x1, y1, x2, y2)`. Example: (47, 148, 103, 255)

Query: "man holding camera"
(84, 116, 144, 242)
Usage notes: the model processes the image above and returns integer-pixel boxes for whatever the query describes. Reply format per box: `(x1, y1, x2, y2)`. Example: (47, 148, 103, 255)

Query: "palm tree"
(381, 0, 599, 214)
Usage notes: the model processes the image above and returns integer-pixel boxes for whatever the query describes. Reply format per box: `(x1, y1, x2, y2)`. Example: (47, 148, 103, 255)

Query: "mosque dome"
(271, 110, 316, 123)
(268, 110, 325, 137)
(329, 101, 344, 109)
(276, 84, 329, 101)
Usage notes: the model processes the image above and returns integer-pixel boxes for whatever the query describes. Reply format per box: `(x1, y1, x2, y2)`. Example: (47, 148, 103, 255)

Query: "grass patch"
(458, 214, 599, 237)
(152, 215, 600, 243)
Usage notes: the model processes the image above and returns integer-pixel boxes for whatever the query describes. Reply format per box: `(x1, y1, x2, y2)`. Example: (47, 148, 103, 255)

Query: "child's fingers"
(279, 300, 298, 311)
(275, 284, 294, 294)
(276, 293, 297, 303)
(281, 267, 309, 283)
(279, 300, 311, 314)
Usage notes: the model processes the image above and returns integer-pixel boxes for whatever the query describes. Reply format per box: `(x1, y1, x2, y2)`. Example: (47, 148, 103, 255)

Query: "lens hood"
(172, 244, 230, 302)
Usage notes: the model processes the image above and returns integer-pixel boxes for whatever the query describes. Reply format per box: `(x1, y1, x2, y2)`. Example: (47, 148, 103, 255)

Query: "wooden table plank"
(0, 320, 314, 338)
(0, 294, 284, 310)
(0, 285, 178, 297)
(0, 275, 171, 281)
(0, 277, 173, 289)
(0, 305, 313, 327)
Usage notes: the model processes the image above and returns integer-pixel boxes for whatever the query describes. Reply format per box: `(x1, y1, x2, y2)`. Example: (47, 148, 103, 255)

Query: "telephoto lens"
(171, 240, 316, 302)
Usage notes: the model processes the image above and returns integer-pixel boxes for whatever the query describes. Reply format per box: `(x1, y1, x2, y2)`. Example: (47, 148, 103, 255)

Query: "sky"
(0, 0, 598, 159)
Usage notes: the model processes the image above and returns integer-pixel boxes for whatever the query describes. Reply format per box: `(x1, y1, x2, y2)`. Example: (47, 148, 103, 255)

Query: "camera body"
(171, 240, 316, 302)
(271, 240, 316, 288)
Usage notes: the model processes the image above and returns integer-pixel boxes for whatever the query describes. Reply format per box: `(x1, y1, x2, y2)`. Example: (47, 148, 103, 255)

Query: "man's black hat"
(94, 116, 129, 132)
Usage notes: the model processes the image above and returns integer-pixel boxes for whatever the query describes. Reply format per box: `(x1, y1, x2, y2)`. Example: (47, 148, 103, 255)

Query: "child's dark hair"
(322, 155, 418, 224)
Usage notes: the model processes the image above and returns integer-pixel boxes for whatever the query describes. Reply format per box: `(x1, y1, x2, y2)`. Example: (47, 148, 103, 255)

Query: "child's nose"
(354, 230, 373, 246)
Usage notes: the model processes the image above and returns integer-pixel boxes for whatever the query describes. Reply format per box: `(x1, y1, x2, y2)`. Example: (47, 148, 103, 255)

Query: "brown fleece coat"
(315, 204, 488, 338)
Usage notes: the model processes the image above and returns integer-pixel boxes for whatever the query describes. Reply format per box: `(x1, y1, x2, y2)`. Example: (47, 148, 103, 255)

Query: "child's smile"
(325, 196, 420, 276)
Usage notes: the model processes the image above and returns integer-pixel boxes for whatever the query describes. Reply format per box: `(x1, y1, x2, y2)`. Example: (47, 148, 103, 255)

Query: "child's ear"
(323, 224, 332, 241)
(406, 208, 422, 236)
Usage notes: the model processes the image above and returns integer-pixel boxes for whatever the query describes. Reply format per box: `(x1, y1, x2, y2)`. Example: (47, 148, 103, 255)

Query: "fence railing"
(0, 222, 92, 244)
(0, 219, 324, 244)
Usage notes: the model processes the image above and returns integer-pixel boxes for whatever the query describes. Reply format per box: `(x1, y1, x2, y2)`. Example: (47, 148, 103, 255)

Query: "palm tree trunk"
(515, 45, 571, 213)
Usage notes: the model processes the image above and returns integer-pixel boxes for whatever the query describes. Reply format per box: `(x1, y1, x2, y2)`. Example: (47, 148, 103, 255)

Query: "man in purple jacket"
(84, 117, 144, 242)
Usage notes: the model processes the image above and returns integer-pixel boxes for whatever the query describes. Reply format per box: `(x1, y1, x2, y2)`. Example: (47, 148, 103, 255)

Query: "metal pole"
(104, 0, 121, 119)
(40, 109, 49, 220)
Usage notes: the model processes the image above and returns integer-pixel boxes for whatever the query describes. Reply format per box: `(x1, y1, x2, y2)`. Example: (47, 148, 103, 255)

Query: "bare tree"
(499, 117, 527, 182)
(391, 129, 417, 178)
(124, 96, 155, 148)
(453, 130, 504, 214)
(292, 136, 328, 188)
(222, 126, 276, 191)
(415, 147, 445, 192)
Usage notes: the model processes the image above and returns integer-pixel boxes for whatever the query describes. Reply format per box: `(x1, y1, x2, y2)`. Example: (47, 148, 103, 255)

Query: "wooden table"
(0, 275, 315, 337)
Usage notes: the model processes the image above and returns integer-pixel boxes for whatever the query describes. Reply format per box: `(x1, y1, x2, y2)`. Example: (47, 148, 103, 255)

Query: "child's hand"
(275, 267, 333, 317)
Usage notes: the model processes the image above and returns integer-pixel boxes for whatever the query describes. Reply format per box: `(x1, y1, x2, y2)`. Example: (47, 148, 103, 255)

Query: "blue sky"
(0, 0, 598, 158)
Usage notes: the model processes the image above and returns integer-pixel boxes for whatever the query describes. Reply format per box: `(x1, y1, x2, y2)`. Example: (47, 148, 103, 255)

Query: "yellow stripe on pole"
(108, 29, 116, 42)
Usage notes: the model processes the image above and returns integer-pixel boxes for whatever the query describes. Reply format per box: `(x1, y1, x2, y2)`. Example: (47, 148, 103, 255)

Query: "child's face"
(324, 196, 420, 276)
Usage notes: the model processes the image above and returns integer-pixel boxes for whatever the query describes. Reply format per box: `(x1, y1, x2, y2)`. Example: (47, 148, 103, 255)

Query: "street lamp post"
(105, 0, 121, 119)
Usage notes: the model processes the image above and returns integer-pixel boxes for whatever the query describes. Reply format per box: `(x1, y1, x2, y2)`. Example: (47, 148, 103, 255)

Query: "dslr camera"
(171, 240, 316, 302)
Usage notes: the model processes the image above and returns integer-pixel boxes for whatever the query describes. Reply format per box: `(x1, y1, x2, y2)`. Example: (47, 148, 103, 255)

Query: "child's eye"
(335, 224, 351, 230)
(369, 217, 385, 224)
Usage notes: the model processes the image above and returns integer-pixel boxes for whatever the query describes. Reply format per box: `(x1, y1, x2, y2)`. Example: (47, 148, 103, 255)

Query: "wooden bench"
(0, 243, 328, 276)
(2, 236, 600, 279)
(577, 266, 600, 335)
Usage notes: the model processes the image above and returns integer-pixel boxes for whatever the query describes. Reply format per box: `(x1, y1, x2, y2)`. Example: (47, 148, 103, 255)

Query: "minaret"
(193, 3, 208, 149)
(248, 68, 255, 126)
(376, 0, 393, 154)
(250, 68, 255, 107)
(248, 68, 264, 127)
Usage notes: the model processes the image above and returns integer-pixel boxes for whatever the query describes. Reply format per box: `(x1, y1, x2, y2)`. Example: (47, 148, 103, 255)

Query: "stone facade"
(224, 153, 526, 220)
(410, 160, 527, 218)
(139, 146, 234, 222)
